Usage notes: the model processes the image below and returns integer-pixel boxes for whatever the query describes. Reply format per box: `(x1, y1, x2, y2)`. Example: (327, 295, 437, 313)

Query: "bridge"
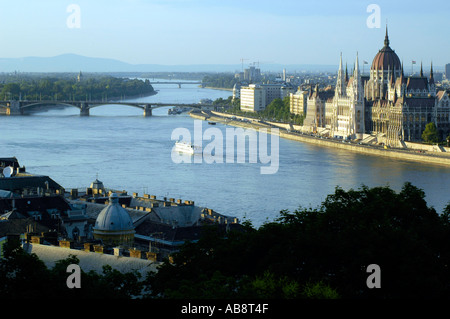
(150, 81, 203, 88)
(0, 100, 214, 117)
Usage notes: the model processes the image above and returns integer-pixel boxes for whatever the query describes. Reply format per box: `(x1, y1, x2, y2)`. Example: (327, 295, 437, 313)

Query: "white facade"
(290, 89, 308, 116)
(329, 53, 365, 139)
(240, 84, 266, 112)
(240, 83, 293, 113)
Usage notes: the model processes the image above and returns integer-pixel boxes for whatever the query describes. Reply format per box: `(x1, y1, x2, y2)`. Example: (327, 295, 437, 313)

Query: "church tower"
(336, 52, 346, 97)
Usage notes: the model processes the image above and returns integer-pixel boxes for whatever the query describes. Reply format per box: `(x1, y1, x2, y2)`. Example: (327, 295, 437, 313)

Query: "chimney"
(113, 247, 123, 257)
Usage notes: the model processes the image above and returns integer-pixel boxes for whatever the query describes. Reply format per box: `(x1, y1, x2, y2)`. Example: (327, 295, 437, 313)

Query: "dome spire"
(384, 24, 390, 47)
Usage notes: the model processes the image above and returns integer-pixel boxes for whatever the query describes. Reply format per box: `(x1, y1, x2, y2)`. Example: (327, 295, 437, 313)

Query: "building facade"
(289, 88, 309, 116)
(240, 84, 266, 112)
(328, 53, 365, 139)
(240, 83, 296, 113)
(307, 27, 450, 145)
(303, 84, 334, 131)
(363, 29, 449, 145)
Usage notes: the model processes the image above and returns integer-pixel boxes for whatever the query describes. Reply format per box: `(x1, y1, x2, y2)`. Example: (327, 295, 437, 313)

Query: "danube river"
(2, 80, 450, 227)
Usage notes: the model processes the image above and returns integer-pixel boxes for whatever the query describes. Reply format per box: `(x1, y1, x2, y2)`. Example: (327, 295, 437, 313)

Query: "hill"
(0, 54, 337, 73)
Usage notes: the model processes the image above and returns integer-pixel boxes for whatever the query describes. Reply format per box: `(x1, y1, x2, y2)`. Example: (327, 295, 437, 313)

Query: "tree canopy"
(202, 74, 239, 89)
(0, 75, 155, 101)
(226, 96, 304, 125)
(422, 122, 439, 144)
(144, 182, 450, 299)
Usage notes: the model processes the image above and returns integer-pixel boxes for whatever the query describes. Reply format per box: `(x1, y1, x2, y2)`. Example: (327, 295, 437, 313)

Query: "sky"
(0, 0, 448, 69)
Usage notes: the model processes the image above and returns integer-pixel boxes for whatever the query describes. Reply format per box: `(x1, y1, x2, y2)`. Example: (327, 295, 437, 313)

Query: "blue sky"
(0, 0, 448, 69)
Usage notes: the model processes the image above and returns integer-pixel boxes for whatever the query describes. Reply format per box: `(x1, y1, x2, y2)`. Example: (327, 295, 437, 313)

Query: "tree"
(422, 122, 439, 143)
(0, 75, 155, 102)
(143, 183, 450, 299)
(1, 83, 21, 99)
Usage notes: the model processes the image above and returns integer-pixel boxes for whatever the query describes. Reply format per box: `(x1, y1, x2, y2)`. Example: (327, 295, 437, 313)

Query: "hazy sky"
(0, 0, 448, 68)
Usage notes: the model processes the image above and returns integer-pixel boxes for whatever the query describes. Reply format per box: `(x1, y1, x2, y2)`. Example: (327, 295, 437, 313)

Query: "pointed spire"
(345, 63, 349, 82)
(353, 52, 362, 100)
(430, 61, 435, 84)
(384, 24, 390, 47)
(420, 61, 423, 77)
(354, 52, 360, 75)
(336, 52, 345, 96)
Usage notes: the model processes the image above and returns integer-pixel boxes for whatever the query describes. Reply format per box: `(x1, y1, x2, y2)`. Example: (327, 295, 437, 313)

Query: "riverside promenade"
(189, 110, 450, 167)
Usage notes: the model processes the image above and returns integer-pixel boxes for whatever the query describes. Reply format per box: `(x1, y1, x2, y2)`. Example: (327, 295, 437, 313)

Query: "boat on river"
(174, 141, 202, 155)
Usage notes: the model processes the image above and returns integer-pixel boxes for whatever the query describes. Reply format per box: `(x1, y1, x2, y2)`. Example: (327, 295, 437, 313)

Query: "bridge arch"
(87, 103, 145, 110)
(20, 101, 82, 110)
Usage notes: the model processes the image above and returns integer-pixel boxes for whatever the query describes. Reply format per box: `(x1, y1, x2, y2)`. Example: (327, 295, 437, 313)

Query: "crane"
(240, 58, 249, 72)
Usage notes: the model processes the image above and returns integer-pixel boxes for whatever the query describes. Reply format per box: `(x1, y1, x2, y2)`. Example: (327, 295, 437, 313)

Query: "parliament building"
(303, 27, 450, 146)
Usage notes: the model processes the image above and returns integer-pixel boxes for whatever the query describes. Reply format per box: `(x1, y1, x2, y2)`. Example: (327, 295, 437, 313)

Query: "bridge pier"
(80, 103, 89, 116)
(143, 104, 152, 117)
(6, 101, 22, 115)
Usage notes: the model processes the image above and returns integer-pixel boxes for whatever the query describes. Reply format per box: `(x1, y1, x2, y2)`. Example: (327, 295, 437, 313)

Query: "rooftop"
(22, 243, 159, 276)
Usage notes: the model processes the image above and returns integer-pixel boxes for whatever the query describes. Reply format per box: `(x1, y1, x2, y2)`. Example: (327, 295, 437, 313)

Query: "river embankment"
(189, 110, 450, 167)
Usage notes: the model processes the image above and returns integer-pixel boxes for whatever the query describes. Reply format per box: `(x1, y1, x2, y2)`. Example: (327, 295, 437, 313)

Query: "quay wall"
(190, 110, 450, 167)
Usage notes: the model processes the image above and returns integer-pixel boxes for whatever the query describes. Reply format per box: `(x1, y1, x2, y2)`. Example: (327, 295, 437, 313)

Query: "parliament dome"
(371, 28, 401, 72)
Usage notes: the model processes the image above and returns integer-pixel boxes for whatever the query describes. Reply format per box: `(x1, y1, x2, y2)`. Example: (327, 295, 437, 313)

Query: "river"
(1, 80, 450, 227)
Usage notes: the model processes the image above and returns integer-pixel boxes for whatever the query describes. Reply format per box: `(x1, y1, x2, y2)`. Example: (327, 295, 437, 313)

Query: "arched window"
(72, 227, 80, 240)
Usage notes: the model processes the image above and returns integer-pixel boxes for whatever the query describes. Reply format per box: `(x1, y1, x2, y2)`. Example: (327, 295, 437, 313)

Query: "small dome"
(90, 179, 104, 190)
(93, 193, 134, 233)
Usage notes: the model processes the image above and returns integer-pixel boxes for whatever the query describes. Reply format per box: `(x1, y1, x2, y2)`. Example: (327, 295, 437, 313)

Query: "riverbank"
(190, 110, 450, 167)
(201, 86, 233, 91)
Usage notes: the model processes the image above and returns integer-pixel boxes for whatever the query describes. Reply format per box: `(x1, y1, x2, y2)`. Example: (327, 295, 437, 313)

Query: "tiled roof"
(406, 77, 429, 91)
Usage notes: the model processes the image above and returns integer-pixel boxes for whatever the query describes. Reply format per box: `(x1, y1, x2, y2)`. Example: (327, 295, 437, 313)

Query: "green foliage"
(302, 281, 340, 299)
(258, 97, 303, 125)
(212, 96, 234, 107)
(144, 182, 450, 299)
(422, 122, 439, 143)
(0, 75, 154, 101)
(202, 74, 239, 89)
(224, 95, 304, 125)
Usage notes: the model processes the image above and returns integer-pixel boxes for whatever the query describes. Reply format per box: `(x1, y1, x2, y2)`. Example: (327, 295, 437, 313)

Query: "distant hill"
(0, 53, 338, 73)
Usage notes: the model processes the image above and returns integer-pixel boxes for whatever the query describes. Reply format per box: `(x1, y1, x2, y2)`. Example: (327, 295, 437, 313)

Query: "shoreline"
(190, 110, 450, 167)
(201, 86, 233, 91)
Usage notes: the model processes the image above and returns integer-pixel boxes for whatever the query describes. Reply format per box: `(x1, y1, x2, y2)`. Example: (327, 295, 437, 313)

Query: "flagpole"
(363, 60, 368, 76)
